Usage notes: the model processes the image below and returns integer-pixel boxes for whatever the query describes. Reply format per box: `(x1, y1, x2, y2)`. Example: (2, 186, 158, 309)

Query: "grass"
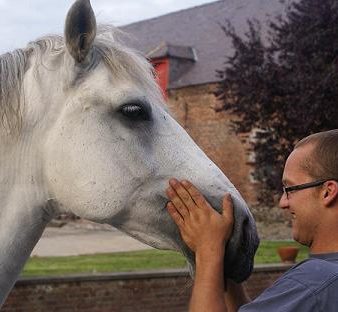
(23, 250, 186, 277)
(22, 240, 309, 277)
(254, 240, 308, 264)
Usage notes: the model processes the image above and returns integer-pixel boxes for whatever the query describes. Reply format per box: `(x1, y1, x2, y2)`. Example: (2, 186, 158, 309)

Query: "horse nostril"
(241, 217, 251, 250)
(242, 216, 259, 254)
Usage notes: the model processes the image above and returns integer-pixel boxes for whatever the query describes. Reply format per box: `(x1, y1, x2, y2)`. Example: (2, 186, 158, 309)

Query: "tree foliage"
(216, 0, 338, 206)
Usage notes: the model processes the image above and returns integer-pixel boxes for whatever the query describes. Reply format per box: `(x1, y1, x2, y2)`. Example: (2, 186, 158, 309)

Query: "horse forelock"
(0, 25, 163, 136)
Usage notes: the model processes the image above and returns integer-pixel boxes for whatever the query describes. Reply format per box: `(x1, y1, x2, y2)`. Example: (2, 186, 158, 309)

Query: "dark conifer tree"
(216, 0, 338, 206)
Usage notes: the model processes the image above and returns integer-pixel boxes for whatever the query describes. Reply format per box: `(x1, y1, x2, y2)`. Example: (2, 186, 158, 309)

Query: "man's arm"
(225, 279, 251, 312)
(166, 179, 251, 312)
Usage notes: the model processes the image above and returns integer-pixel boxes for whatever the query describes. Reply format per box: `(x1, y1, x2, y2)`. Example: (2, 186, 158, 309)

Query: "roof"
(122, 0, 289, 89)
(147, 42, 197, 61)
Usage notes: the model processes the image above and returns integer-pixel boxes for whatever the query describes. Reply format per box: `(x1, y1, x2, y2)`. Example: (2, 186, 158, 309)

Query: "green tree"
(216, 0, 338, 206)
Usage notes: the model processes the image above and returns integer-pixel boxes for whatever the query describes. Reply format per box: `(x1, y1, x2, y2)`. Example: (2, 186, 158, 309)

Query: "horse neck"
(0, 133, 56, 307)
(0, 201, 57, 308)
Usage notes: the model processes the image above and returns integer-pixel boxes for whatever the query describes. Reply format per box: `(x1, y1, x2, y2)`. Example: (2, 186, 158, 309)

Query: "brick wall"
(167, 84, 257, 205)
(3, 265, 290, 311)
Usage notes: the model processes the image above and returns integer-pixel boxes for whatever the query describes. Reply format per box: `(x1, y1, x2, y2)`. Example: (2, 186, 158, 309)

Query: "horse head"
(0, 1, 258, 303)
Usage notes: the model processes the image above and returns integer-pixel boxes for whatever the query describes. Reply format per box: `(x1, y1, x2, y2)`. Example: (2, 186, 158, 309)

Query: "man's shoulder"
(284, 256, 338, 290)
(239, 257, 338, 311)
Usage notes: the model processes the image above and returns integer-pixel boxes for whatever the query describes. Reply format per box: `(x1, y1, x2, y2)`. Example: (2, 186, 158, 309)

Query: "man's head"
(279, 130, 338, 251)
(294, 129, 338, 180)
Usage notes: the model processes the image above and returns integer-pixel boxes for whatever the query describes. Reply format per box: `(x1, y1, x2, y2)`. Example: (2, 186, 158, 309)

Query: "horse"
(0, 0, 259, 306)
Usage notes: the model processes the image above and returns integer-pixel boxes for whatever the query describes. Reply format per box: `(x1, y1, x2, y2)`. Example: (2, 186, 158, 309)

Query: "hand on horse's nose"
(165, 179, 233, 255)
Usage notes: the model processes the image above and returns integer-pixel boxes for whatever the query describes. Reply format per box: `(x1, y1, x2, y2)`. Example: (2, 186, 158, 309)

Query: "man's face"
(279, 144, 322, 247)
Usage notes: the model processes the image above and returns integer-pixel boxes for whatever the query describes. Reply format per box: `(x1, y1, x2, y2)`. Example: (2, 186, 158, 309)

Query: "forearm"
(224, 279, 251, 312)
(189, 247, 251, 312)
(165, 181, 239, 311)
(189, 247, 227, 312)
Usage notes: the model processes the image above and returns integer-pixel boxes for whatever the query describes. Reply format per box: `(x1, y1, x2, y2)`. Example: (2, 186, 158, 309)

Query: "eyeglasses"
(282, 179, 334, 199)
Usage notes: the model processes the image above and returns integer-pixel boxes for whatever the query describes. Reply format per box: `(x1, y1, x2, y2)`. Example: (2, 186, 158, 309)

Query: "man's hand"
(166, 179, 249, 312)
(166, 178, 234, 257)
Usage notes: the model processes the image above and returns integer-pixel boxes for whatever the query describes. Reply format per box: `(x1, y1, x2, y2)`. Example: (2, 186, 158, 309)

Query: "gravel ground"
(256, 221, 292, 240)
(54, 218, 293, 240)
(32, 219, 152, 257)
(34, 218, 293, 258)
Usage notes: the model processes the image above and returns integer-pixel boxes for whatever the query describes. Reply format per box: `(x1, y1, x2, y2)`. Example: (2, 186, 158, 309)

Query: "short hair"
(294, 129, 338, 180)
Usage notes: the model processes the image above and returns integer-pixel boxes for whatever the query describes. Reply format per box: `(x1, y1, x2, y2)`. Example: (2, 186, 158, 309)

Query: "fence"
(3, 264, 291, 312)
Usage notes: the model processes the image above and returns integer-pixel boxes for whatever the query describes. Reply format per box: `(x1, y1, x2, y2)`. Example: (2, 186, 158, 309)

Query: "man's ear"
(323, 180, 338, 207)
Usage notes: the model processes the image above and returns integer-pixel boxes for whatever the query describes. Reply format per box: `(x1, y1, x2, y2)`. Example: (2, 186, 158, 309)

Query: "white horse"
(0, 0, 259, 306)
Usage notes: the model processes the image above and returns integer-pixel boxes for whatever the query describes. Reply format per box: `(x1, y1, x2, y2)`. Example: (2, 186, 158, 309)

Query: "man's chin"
(291, 223, 299, 239)
(292, 231, 298, 242)
(292, 230, 305, 246)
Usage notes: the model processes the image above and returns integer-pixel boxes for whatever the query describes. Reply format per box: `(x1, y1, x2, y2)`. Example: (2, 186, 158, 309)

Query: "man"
(166, 130, 338, 311)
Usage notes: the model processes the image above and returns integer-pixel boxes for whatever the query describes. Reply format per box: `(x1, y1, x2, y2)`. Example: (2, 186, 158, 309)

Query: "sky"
(0, 0, 216, 53)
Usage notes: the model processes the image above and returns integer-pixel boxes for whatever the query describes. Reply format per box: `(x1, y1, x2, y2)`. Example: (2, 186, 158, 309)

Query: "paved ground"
(31, 218, 291, 257)
(31, 220, 153, 257)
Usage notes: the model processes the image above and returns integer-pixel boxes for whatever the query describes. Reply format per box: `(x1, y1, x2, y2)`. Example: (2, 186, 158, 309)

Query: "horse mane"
(0, 25, 161, 135)
(0, 49, 27, 133)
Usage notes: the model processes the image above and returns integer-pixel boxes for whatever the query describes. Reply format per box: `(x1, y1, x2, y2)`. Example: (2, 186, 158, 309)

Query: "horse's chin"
(110, 218, 184, 252)
(180, 235, 258, 284)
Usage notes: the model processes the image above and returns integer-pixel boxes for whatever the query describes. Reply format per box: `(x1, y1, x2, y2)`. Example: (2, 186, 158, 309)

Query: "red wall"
(151, 58, 169, 99)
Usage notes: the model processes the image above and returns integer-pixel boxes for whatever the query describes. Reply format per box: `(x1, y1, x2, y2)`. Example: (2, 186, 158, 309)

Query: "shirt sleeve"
(239, 276, 318, 312)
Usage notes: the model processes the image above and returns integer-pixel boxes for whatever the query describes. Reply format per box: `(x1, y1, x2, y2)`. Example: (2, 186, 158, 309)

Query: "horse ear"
(65, 0, 97, 63)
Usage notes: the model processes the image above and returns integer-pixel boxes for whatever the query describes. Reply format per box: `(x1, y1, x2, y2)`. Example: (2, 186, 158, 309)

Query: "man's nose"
(279, 192, 289, 209)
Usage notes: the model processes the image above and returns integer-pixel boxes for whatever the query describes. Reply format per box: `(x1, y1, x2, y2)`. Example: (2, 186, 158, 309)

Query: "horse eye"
(120, 103, 150, 121)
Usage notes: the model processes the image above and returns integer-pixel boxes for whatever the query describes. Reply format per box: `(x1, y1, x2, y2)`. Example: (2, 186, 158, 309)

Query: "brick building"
(123, 0, 288, 205)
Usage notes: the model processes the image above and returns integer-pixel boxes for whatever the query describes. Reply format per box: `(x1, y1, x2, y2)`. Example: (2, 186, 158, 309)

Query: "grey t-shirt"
(240, 253, 338, 312)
